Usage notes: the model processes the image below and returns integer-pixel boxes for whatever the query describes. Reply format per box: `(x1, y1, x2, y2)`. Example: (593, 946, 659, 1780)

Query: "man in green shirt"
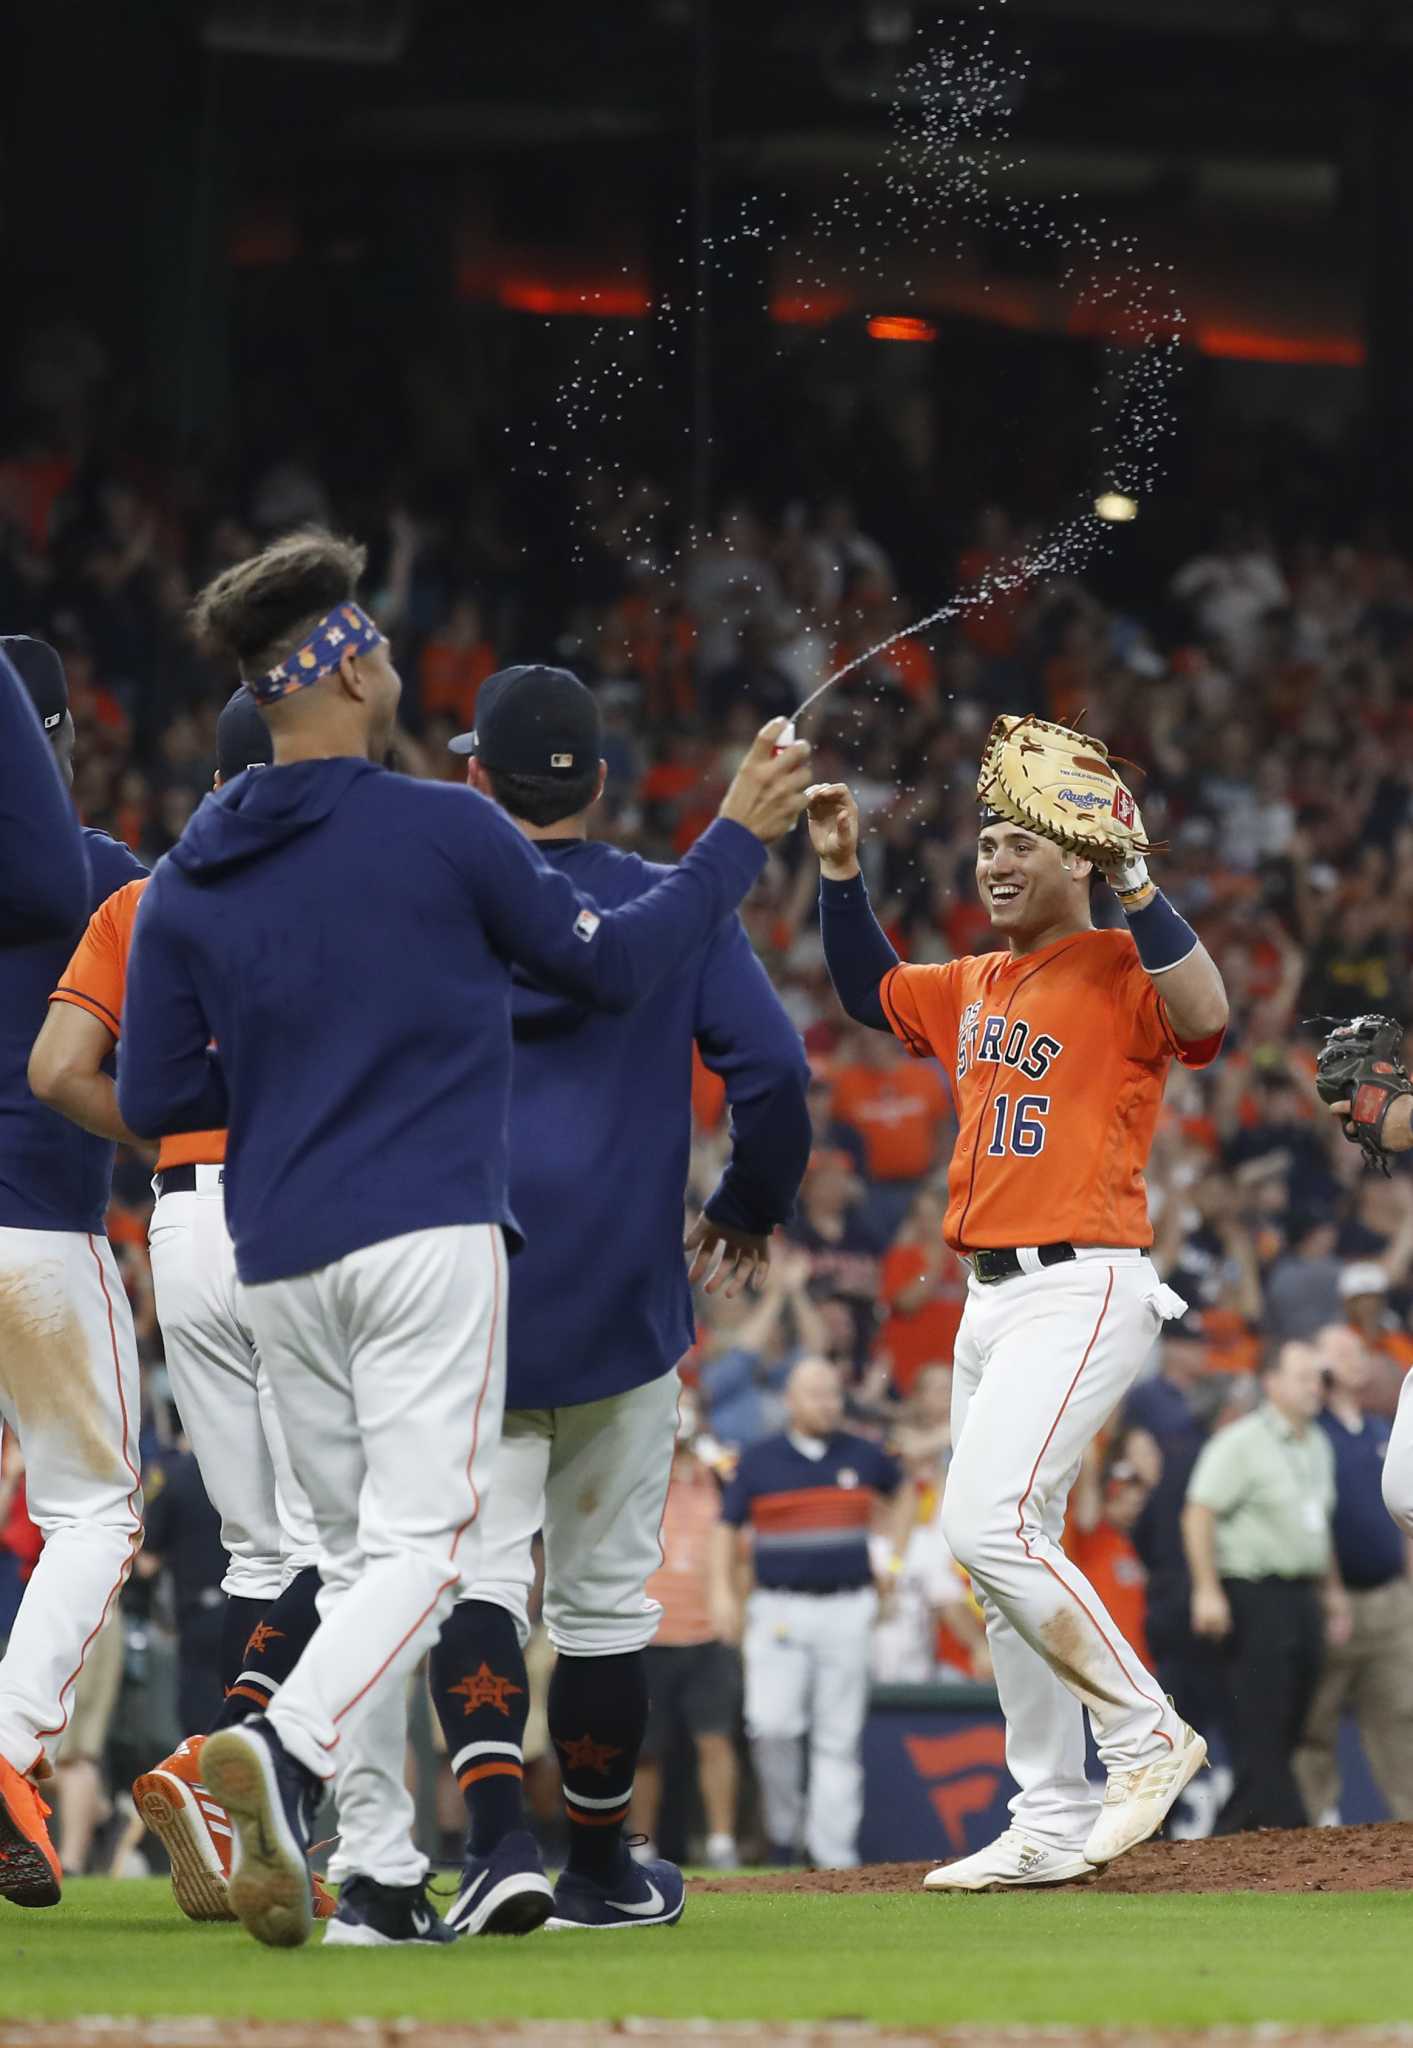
(1181, 1341, 1350, 1834)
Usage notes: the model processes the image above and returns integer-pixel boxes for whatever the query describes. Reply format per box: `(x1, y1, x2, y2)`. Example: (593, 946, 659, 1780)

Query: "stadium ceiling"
(201, 1, 1413, 156)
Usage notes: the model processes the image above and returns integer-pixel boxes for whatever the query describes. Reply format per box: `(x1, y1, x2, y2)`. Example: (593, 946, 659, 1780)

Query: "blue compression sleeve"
(1121, 887, 1199, 974)
(819, 873, 899, 1031)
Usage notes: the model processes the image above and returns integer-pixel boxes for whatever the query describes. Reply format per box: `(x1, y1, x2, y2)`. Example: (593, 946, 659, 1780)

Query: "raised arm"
(806, 783, 899, 1031)
(469, 722, 811, 1017)
(1105, 855, 1228, 1044)
(0, 649, 88, 945)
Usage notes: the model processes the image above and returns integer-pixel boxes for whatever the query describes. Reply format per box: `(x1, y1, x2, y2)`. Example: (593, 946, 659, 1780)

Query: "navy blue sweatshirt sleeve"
(819, 873, 899, 1032)
(117, 870, 230, 1138)
(694, 915, 811, 1236)
(463, 798, 767, 1013)
(0, 650, 89, 945)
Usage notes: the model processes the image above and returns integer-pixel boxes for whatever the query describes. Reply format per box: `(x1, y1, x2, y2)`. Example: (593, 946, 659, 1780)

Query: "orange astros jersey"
(50, 877, 226, 1172)
(879, 928, 1219, 1255)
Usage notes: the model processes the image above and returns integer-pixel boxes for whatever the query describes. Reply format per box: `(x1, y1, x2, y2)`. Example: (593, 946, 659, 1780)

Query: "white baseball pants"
(148, 1174, 317, 1599)
(244, 1223, 506, 1887)
(942, 1250, 1184, 1854)
(0, 1228, 142, 1776)
(470, 1367, 680, 1654)
(743, 1585, 876, 1868)
(1383, 1366, 1413, 1537)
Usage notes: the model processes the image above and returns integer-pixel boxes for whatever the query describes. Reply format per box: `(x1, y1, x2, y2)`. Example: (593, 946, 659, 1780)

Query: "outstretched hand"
(805, 782, 861, 880)
(717, 719, 812, 844)
(685, 1213, 772, 1297)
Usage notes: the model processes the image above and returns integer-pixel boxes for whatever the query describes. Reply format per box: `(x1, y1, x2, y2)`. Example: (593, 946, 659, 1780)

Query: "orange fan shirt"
(878, 929, 1220, 1254)
(645, 1456, 724, 1648)
(877, 1242, 966, 1392)
(49, 878, 225, 1171)
(830, 1059, 951, 1182)
(1065, 1519, 1150, 1669)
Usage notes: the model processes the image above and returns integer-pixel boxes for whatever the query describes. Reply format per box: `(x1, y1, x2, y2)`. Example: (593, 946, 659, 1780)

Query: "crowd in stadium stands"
(4, 358, 1413, 1867)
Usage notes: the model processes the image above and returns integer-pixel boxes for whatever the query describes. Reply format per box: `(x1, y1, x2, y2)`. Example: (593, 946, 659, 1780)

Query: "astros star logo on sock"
(557, 1732, 624, 1775)
(450, 1663, 525, 1716)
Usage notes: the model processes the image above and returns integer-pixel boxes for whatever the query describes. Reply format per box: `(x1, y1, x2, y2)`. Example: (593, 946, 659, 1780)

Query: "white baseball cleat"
(1083, 1721, 1208, 1866)
(922, 1828, 1095, 1891)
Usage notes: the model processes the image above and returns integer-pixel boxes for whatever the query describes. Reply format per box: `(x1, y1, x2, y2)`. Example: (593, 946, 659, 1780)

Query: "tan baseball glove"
(976, 713, 1153, 868)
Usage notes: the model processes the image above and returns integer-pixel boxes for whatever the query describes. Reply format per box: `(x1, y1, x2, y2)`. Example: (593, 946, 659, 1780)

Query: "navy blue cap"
(217, 685, 273, 782)
(448, 664, 600, 776)
(0, 636, 68, 734)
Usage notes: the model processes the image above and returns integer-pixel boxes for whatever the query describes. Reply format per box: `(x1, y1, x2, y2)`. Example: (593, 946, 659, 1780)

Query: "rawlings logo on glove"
(977, 713, 1153, 866)
(1312, 1014, 1413, 1176)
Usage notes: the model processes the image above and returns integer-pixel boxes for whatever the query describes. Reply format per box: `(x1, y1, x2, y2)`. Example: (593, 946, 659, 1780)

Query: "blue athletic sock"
(549, 1650, 649, 1881)
(430, 1601, 531, 1855)
(211, 1568, 322, 1730)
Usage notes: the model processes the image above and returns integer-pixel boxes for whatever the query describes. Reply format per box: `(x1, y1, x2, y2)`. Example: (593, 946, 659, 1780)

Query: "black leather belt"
(153, 1164, 220, 1196)
(970, 1242, 1076, 1286)
(763, 1583, 870, 1597)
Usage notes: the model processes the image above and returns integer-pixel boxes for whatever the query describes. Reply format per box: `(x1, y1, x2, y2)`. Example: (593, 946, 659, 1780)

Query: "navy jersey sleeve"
(458, 794, 766, 1015)
(117, 869, 229, 1138)
(719, 1450, 757, 1527)
(0, 651, 89, 945)
(695, 915, 811, 1236)
(819, 874, 899, 1032)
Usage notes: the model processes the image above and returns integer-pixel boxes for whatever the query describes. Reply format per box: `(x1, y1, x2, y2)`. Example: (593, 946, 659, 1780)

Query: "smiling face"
(975, 820, 1093, 947)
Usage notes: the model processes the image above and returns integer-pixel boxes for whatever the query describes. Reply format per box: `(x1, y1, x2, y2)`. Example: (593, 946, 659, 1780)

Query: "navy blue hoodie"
(505, 839, 810, 1409)
(117, 759, 766, 1286)
(0, 810, 146, 1234)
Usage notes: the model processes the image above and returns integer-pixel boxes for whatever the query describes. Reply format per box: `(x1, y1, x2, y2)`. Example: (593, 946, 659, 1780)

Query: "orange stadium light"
(772, 290, 854, 326)
(495, 278, 652, 318)
(1195, 326, 1364, 368)
(867, 315, 938, 343)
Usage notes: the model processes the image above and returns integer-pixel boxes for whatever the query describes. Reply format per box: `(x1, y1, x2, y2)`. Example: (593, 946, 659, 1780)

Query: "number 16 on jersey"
(986, 1094, 1051, 1157)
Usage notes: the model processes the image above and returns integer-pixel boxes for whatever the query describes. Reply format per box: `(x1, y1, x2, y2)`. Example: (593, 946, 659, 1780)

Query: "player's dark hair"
(484, 764, 601, 829)
(190, 529, 367, 675)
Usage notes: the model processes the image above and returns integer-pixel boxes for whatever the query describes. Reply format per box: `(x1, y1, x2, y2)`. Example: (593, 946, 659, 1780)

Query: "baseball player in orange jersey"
(807, 770, 1228, 1887)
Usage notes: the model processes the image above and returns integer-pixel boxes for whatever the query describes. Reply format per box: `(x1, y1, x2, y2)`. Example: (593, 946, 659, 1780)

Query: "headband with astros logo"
(248, 603, 385, 705)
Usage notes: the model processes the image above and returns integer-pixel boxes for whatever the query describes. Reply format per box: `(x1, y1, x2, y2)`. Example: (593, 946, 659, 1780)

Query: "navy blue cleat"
(445, 1829, 554, 1936)
(545, 1848, 685, 1931)
(325, 1873, 457, 1947)
(201, 1718, 320, 1949)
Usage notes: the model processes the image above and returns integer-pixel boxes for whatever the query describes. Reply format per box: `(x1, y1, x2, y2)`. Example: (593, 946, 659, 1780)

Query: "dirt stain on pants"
(0, 1265, 130, 1496)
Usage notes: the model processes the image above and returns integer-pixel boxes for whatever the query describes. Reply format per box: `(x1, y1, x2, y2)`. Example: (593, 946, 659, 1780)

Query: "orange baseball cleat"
(0, 1754, 62, 1908)
(134, 1736, 235, 1922)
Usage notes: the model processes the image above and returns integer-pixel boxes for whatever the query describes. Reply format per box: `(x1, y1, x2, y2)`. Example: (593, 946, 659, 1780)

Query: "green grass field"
(1, 1880, 1411, 2031)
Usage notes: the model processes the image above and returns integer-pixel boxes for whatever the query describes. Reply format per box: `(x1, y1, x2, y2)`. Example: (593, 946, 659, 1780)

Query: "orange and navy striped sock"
(430, 1601, 530, 1855)
(211, 1569, 322, 1730)
(550, 1651, 648, 1881)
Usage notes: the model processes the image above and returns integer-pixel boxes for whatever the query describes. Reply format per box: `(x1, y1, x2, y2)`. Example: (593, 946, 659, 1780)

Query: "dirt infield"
(694, 1820, 1413, 1895)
